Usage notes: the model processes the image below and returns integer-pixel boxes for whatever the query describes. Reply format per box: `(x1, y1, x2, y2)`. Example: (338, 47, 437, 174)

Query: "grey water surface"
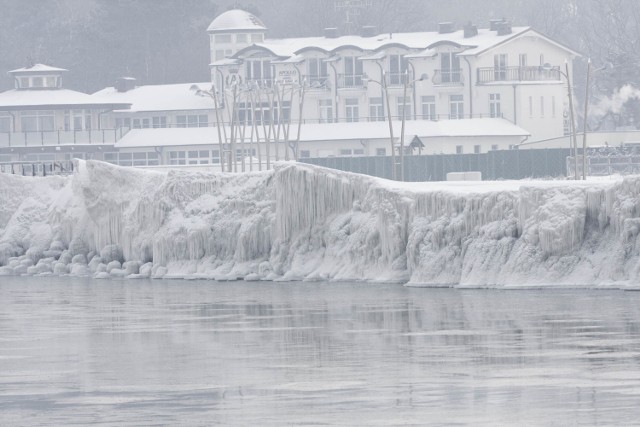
(1, 276, 640, 426)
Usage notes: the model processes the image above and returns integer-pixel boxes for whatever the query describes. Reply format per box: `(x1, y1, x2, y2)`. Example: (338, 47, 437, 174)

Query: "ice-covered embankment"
(0, 159, 639, 287)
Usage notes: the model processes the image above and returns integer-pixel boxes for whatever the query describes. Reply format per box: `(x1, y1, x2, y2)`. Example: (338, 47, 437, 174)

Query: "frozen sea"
(1, 277, 640, 426)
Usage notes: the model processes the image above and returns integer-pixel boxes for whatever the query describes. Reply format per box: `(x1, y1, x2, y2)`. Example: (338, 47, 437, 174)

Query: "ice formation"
(1, 160, 639, 287)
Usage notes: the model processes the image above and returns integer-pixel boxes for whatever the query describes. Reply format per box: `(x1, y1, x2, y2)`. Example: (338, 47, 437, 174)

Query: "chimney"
(324, 27, 339, 39)
(361, 25, 376, 38)
(496, 21, 512, 36)
(115, 77, 136, 93)
(463, 22, 478, 38)
(489, 19, 503, 31)
(438, 22, 455, 34)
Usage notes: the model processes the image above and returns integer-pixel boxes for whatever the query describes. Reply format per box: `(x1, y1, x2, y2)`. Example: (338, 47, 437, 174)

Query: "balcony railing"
(0, 128, 128, 148)
(303, 75, 331, 90)
(432, 69, 464, 86)
(477, 66, 561, 84)
(337, 74, 365, 89)
(386, 72, 412, 87)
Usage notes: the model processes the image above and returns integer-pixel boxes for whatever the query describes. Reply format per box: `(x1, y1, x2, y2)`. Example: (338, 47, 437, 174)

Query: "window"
(0, 114, 11, 132)
(345, 98, 359, 122)
(246, 58, 272, 82)
(237, 102, 252, 125)
(456, 145, 463, 154)
(440, 52, 461, 83)
(494, 54, 508, 80)
(489, 93, 501, 118)
(449, 95, 464, 119)
(389, 54, 409, 85)
(18, 77, 29, 88)
(491, 144, 499, 151)
(319, 99, 333, 123)
(64, 110, 92, 131)
(251, 33, 263, 43)
(397, 96, 412, 119)
(300, 150, 311, 158)
(45, 76, 56, 87)
(343, 56, 363, 87)
(474, 145, 481, 154)
(32, 77, 43, 88)
(376, 148, 386, 156)
(169, 151, 186, 165)
(421, 96, 436, 120)
(104, 151, 158, 167)
(21, 110, 54, 132)
(539, 54, 545, 66)
(214, 34, 232, 43)
(340, 149, 353, 156)
(353, 148, 364, 156)
(540, 96, 545, 117)
(307, 58, 328, 87)
(116, 118, 131, 129)
(277, 101, 291, 123)
(235, 148, 256, 160)
(152, 116, 167, 128)
(177, 115, 208, 128)
(369, 97, 384, 121)
(132, 118, 151, 129)
(236, 34, 248, 43)
(519, 54, 527, 68)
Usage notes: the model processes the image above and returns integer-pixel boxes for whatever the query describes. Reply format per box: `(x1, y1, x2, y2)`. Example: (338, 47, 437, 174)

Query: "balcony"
(0, 128, 128, 148)
(303, 75, 331, 90)
(432, 69, 464, 86)
(337, 74, 365, 89)
(477, 66, 561, 84)
(386, 72, 412, 87)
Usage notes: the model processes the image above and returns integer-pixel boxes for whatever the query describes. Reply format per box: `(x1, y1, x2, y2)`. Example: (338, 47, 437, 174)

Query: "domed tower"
(207, 9, 267, 65)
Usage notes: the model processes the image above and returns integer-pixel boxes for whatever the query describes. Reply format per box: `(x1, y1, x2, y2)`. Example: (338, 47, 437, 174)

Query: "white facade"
(208, 10, 579, 143)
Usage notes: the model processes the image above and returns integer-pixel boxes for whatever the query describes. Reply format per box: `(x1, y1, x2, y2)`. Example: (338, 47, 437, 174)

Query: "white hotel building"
(0, 9, 582, 169)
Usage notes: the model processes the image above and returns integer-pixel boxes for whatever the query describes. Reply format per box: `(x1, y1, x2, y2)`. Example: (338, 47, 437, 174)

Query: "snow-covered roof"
(92, 82, 215, 113)
(114, 118, 529, 149)
(9, 64, 68, 74)
(230, 27, 529, 59)
(207, 9, 267, 33)
(219, 27, 579, 62)
(0, 89, 130, 110)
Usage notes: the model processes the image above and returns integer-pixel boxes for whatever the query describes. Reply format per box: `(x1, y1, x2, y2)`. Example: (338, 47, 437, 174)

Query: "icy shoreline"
(1, 160, 639, 288)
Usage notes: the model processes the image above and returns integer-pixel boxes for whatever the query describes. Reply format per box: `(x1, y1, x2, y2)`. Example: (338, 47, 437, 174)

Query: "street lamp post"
(362, 71, 396, 180)
(191, 83, 226, 172)
(543, 61, 578, 179)
(399, 71, 428, 181)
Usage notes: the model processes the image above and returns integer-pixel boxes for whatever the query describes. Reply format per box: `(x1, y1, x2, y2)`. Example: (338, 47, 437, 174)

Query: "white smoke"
(591, 84, 640, 117)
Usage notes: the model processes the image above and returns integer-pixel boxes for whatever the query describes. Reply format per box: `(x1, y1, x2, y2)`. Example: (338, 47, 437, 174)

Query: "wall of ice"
(1, 160, 639, 287)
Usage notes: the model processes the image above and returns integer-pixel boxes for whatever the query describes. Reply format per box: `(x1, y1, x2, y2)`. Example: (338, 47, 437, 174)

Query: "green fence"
(300, 149, 571, 181)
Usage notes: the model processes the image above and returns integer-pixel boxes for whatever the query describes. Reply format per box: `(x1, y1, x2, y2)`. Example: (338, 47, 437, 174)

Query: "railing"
(567, 155, 640, 176)
(0, 128, 128, 148)
(0, 161, 75, 176)
(303, 75, 331, 90)
(477, 66, 562, 84)
(337, 74, 365, 89)
(386, 72, 412, 87)
(432, 69, 464, 86)
(296, 113, 504, 124)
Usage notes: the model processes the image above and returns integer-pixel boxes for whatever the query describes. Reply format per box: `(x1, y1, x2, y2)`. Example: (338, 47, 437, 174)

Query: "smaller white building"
(110, 118, 528, 169)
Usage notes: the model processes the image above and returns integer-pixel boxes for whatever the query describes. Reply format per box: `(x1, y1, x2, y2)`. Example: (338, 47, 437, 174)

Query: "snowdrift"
(1, 160, 639, 287)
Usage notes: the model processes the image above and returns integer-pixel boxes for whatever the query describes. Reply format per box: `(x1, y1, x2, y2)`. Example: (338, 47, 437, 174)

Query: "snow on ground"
(0, 160, 639, 288)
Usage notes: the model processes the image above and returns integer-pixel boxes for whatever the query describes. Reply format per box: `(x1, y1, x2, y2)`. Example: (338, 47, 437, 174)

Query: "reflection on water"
(1, 277, 640, 426)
